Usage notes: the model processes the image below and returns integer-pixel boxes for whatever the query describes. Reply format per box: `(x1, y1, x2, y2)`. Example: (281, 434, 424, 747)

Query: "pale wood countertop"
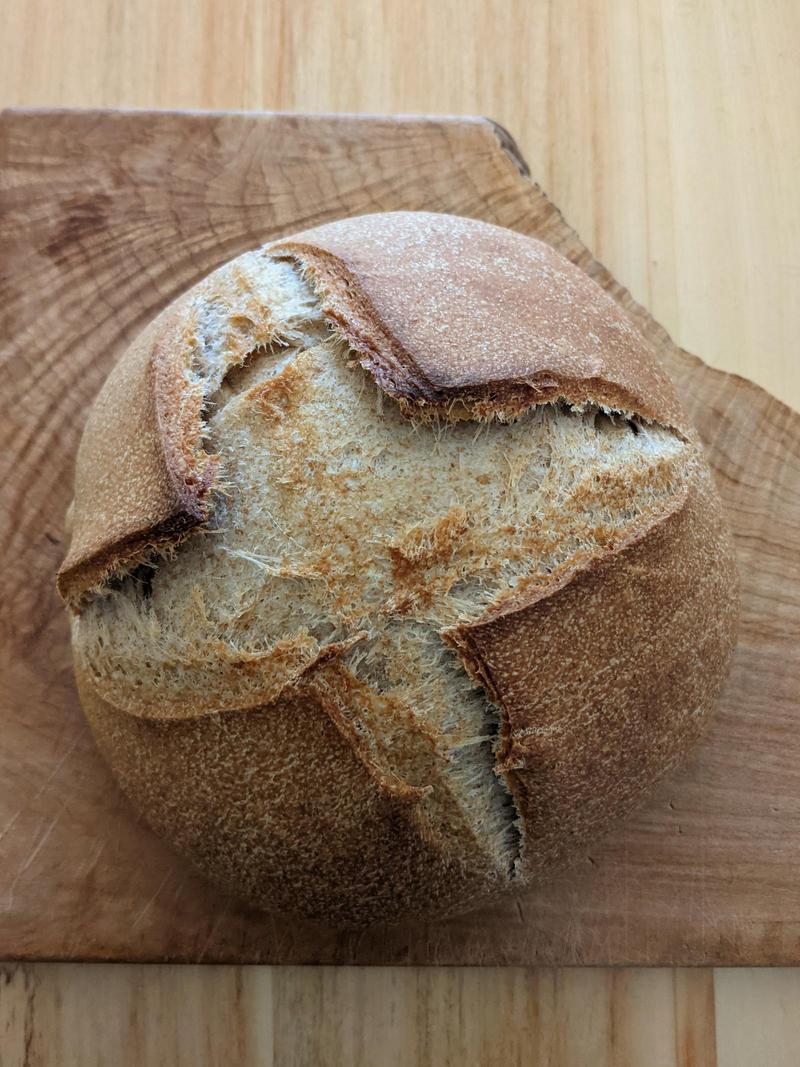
(2, 2, 799, 1063)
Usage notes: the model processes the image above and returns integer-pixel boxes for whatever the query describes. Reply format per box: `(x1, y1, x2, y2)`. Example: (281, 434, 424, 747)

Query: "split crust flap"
(446, 463, 739, 874)
(270, 212, 689, 427)
(76, 662, 510, 926)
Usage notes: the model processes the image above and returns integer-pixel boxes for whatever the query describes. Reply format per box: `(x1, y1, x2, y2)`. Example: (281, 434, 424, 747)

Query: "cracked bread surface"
(60, 213, 739, 926)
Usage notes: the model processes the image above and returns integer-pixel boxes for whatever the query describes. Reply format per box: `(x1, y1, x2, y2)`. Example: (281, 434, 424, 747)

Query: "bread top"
(58, 212, 688, 606)
(58, 300, 203, 604)
(271, 212, 687, 426)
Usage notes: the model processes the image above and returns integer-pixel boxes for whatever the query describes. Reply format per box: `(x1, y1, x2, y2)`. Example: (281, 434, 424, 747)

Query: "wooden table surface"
(2, 1, 799, 1064)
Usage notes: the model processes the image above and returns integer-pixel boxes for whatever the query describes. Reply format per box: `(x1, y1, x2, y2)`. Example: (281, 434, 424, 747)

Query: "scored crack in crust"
(58, 212, 739, 926)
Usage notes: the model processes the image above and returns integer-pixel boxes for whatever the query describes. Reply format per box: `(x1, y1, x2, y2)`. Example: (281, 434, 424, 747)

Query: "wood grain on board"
(1, 108, 798, 966)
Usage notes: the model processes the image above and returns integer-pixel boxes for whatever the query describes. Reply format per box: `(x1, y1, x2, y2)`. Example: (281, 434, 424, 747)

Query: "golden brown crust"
(56, 298, 211, 605)
(448, 460, 740, 876)
(56, 294, 216, 610)
(270, 212, 689, 428)
(76, 660, 507, 927)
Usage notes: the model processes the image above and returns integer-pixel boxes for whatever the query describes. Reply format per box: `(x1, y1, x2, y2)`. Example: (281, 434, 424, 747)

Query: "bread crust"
(57, 298, 209, 605)
(75, 659, 508, 926)
(447, 460, 740, 877)
(270, 212, 690, 429)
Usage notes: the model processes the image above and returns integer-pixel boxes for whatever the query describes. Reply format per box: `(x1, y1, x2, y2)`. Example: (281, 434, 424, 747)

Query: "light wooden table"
(2, 2, 799, 1063)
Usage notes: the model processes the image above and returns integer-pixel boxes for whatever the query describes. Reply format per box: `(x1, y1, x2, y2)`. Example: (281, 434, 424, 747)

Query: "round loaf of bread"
(58, 212, 739, 926)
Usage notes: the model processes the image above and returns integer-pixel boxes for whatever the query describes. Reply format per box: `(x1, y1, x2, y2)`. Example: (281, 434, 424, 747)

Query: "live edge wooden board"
(1, 109, 798, 966)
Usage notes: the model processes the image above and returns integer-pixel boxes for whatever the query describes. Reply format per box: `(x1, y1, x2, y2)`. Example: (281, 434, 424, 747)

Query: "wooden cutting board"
(1, 109, 799, 966)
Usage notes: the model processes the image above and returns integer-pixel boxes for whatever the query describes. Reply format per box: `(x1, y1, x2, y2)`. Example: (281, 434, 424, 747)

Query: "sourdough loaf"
(59, 212, 739, 926)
